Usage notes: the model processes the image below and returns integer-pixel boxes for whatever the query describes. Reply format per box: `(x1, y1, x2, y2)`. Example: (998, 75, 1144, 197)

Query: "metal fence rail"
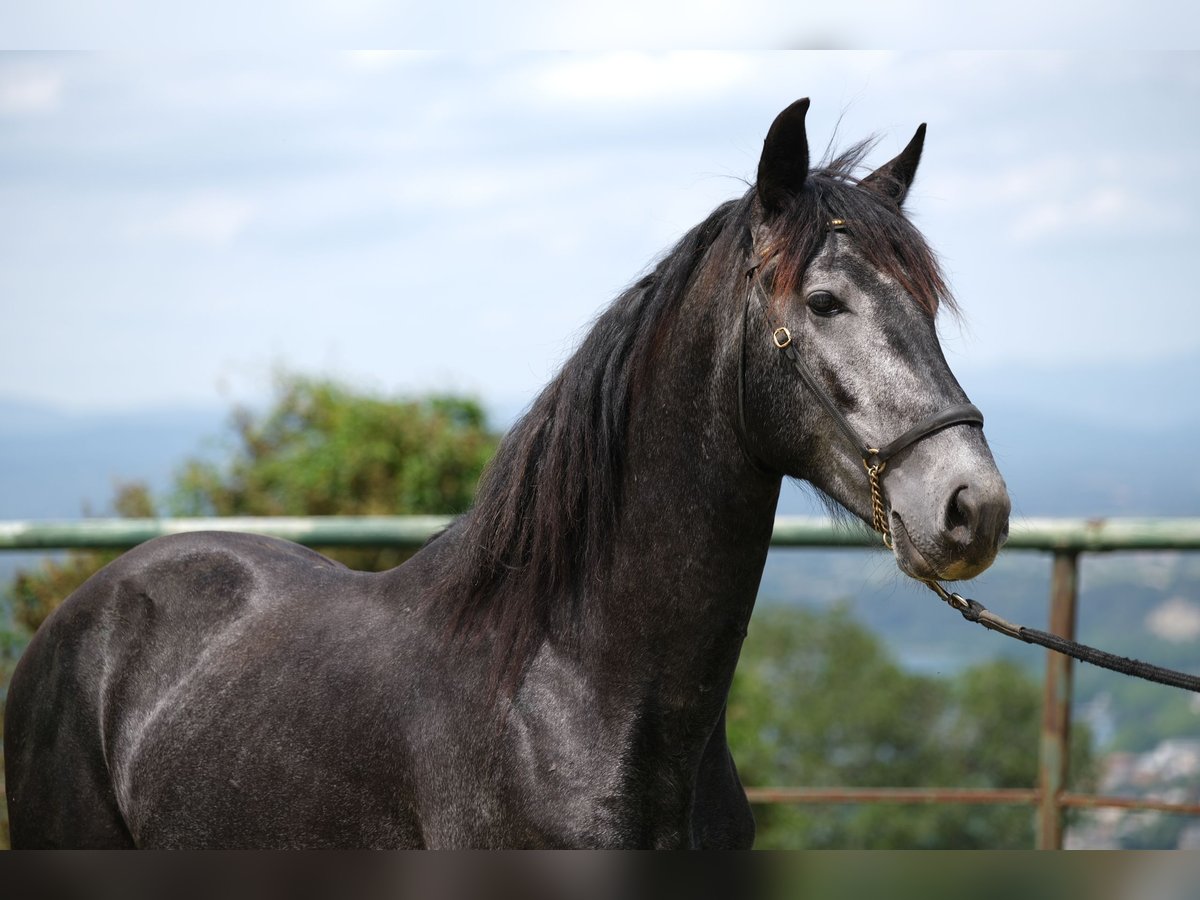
(4, 514, 1200, 849)
(4, 514, 1200, 551)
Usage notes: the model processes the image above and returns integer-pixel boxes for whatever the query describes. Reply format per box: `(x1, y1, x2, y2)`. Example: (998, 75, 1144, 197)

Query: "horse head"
(743, 98, 1010, 582)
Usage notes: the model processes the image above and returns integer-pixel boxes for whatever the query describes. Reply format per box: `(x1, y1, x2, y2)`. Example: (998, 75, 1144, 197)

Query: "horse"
(4, 98, 1010, 849)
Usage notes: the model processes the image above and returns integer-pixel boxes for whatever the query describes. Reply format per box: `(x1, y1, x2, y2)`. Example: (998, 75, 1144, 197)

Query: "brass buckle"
(772, 327, 792, 349)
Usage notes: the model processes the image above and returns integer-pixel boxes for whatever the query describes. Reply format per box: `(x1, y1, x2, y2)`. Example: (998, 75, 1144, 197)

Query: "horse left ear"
(861, 123, 926, 206)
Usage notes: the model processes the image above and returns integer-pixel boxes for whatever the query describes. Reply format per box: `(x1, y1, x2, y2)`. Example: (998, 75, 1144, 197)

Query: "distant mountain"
(0, 398, 227, 519)
(960, 353, 1200, 432)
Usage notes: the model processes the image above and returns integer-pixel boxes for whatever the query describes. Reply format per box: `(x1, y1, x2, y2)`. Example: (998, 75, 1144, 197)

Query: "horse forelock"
(770, 145, 956, 320)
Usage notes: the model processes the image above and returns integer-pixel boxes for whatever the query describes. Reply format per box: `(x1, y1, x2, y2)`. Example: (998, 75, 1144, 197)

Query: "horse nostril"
(943, 483, 1012, 558)
(944, 485, 974, 539)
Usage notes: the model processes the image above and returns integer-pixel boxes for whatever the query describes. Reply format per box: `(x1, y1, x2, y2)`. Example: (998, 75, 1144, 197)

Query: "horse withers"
(4, 98, 1009, 848)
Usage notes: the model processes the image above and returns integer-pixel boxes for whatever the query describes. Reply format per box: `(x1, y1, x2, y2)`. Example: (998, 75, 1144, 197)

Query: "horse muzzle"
(886, 449, 1011, 582)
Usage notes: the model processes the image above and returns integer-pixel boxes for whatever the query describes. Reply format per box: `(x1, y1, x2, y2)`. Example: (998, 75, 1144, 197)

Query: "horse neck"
(585, 276, 782, 711)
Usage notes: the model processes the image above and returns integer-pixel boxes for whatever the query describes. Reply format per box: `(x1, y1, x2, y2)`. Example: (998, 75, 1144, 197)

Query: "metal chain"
(865, 459, 892, 549)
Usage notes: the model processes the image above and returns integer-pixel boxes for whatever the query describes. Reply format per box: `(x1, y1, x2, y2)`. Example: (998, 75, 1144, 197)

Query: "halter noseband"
(740, 220, 984, 548)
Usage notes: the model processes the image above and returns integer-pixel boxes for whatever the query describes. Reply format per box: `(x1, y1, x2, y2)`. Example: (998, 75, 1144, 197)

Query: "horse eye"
(806, 291, 842, 317)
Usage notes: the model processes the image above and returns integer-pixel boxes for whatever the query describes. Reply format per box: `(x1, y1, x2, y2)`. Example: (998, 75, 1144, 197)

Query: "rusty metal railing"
(4, 515, 1200, 848)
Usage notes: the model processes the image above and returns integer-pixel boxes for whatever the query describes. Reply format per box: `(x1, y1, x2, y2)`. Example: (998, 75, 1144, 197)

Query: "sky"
(2, 3, 1197, 50)
(2, 51, 1200, 428)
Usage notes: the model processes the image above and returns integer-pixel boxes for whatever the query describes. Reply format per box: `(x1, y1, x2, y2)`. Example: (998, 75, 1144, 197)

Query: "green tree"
(727, 604, 1096, 848)
(8, 373, 498, 633)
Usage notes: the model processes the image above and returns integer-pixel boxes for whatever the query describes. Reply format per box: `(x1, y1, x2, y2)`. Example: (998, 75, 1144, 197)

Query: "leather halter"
(738, 223, 984, 547)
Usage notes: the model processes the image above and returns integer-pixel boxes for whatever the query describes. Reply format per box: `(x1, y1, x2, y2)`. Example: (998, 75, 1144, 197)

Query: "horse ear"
(756, 98, 811, 215)
(861, 123, 926, 206)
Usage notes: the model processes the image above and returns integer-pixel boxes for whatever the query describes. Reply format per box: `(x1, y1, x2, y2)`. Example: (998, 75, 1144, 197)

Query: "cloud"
(1009, 185, 1183, 242)
(3, 52, 1198, 416)
(132, 194, 258, 246)
(342, 51, 430, 71)
(386, 156, 603, 215)
(0, 66, 63, 114)
(925, 153, 1192, 243)
(531, 52, 754, 104)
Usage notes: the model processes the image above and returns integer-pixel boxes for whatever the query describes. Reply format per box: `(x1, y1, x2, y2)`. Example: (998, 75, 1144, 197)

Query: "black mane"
(438, 145, 953, 691)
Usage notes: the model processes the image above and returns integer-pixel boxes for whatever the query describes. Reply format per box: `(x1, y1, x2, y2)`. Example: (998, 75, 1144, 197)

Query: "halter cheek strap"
(741, 241, 984, 548)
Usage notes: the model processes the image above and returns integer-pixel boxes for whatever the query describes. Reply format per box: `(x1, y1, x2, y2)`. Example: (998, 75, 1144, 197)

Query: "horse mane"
(436, 141, 954, 693)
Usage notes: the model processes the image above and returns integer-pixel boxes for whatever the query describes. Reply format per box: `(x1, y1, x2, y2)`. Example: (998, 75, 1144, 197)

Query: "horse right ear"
(757, 98, 811, 216)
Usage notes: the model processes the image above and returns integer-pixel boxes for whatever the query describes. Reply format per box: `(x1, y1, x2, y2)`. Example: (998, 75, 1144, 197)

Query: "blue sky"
(2, 52, 1199, 427)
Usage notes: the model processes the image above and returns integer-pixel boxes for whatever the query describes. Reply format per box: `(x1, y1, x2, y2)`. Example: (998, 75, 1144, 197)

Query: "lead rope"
(922, 580, 1200, 693)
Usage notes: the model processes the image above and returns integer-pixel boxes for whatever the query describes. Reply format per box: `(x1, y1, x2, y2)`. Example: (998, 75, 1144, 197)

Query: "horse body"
(5, 98, 1010, 848)
(6, 248, 775, 847)
(7, 422, 772, 848)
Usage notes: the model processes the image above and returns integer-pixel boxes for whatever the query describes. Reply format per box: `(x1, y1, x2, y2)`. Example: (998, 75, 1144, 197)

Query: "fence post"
(1037, 549, 1080, 849)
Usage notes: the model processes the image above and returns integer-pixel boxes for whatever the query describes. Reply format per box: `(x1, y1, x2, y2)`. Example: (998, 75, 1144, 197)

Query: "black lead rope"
(927, 578, 1200, 694)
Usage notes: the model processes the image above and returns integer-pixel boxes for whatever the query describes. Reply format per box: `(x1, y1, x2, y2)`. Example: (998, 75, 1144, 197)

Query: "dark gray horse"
(4, 98, 1009, 848)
